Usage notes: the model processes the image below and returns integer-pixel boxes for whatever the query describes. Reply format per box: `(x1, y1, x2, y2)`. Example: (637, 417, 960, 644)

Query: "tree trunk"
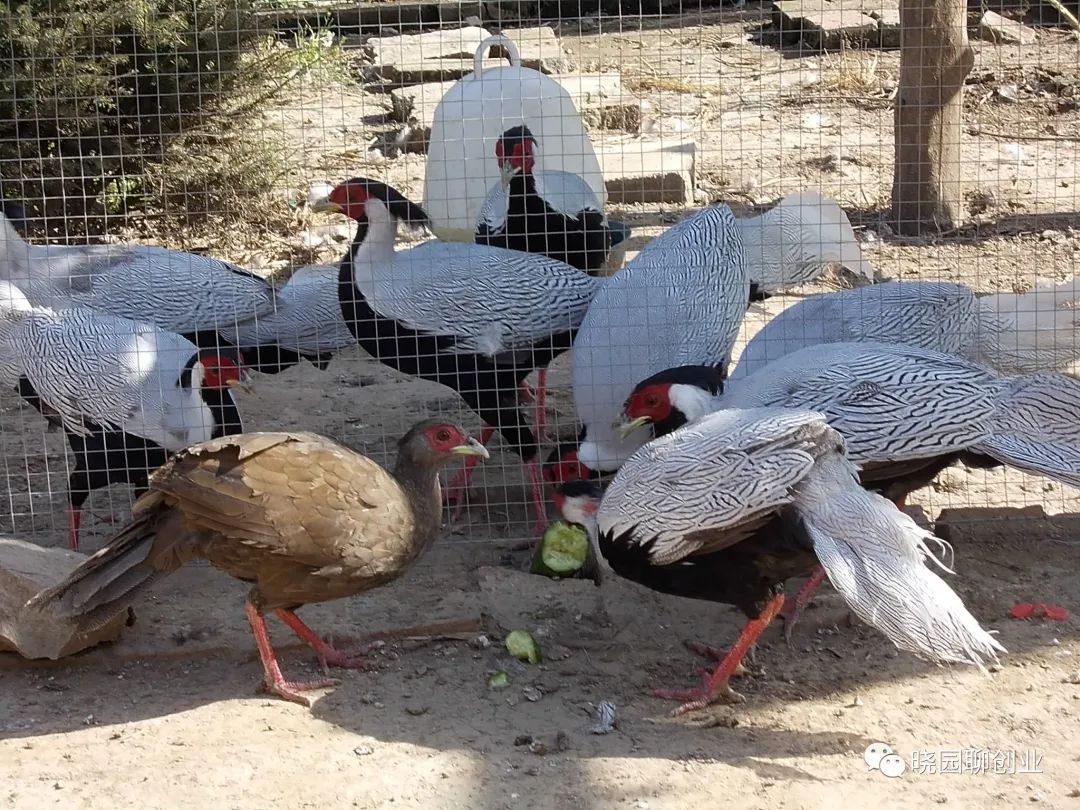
(891, 0, 974, 234)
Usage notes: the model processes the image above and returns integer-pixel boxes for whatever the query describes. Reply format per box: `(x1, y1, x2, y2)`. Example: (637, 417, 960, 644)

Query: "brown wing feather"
(150, 432, 413, 570)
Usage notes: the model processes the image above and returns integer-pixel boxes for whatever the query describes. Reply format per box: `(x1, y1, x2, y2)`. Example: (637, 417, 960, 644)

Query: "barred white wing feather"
(733, 281, 980, 379)
(976, 372, 1080, 489)
(598, 407, 833, 564)
(477, 183, 510, 232)
(722, 342, 1004, 465)
(231, 264, 356, 354)
(737, 191, 873, 294)
(10, 308, 206, 449)
(355, 213, 601, 359)
(800, 456, 1004, 668)
(66, 252, 278, 334)
(573, 204, 749, 465)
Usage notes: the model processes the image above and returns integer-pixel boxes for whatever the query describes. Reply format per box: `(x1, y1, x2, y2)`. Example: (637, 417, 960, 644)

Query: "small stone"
(513, 734, 533, 747)
(404, 704, 429, 716)
(527, 740, 550, 755)
(353, 744, 374, 757)
(979, 10, 1037, 45)
(522, 686, 543, 702)
(996, 84, 1020, 103)
(1063, 671, 1080, 685)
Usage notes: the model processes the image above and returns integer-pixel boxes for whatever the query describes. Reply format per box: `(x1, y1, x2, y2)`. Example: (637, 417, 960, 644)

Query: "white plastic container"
(423, 35, 606, 242)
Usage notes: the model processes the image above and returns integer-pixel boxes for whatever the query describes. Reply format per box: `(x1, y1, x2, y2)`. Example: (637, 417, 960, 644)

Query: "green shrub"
(0, 0, 267, 232)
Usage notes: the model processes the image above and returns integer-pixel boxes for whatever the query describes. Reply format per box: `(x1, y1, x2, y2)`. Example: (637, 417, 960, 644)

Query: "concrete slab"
(979, 10, 1037, 46)
(496, 26, 572, 74)
(597, 138, 696, 205)
(365, 25, 495, 83)
(773, 0, 879, 51)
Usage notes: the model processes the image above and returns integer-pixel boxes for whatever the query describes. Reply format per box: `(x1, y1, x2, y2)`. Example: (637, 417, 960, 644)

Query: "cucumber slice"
(504, 630, 542, 664)
(531, 521, 590, 578)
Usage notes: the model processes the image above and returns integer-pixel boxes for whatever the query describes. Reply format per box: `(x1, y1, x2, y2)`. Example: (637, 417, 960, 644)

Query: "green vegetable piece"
(531, 521, 590, 577)
(505, 630, 542, 664)
(488, 671, 510, 690)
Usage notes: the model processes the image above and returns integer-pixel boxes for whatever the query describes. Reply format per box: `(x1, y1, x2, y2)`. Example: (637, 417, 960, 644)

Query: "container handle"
(474, 35, 521, 73)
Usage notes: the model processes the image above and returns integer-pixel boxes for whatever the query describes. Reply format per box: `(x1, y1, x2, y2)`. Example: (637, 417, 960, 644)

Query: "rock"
(934, 506, 1080, 545)
(979, 11, 1037, 46)
(772, 0, 879, 50)
(597, 138, 696, 205)
(0, 537, 130, 660)
(496, 26, 571, 73)
(390, 72, 641, 135)
(867, 6, 901, 48)
(364, 25, 496, 84)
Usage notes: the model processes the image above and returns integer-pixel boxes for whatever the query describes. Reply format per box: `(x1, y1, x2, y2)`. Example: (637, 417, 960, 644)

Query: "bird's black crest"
(498, 124, 537, 146)
(632, 365, 727, 396)
(340, 177, 430, 226)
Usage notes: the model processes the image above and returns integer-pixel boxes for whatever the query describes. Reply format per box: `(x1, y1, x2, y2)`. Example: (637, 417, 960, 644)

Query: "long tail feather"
(799, 458, 1004, 669)
(977, 371, 1080, 489)
(25, 494, 192, 636)
(739, 191, 874, 294)
(974, 276, 1080, 374)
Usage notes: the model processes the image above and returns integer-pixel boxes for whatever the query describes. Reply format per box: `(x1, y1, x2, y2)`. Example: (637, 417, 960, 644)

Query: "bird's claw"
(652, 676, 747, 716)
(258, 676, 340, 707)
(684, 641, 748, 677)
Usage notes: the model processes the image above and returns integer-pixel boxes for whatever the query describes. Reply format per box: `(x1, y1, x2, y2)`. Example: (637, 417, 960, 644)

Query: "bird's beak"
(499, 161, 520, 187)
(311, 196, 344, 214)
(614, 415, 652, 441)
(226, 379, 256, 395)
(451, 438, 490, 458)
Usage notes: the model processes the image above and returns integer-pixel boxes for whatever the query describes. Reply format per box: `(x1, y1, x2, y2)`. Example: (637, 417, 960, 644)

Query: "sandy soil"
(3, 6, 1080, 809)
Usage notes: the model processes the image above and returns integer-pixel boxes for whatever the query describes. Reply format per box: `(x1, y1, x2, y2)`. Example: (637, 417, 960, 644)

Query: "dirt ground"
(3, 6, 1080, 809)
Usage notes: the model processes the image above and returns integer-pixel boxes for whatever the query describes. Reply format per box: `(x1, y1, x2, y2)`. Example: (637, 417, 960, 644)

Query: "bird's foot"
(275, 609, 380, 675)
(684, 641, 749, 678)
(257, 674, 341, 708)
(311, 639, 380, 675)
(652, 676, 747, 716)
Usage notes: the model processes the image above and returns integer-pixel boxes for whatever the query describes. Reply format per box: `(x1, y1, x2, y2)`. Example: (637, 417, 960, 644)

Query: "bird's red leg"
(653, 592, 786, 716)
(243, 601, 338, 707)
(275, 609, 378, 673)
(778, 566, 828, 644)
(444, 424, 497, 516)
(67, 508, 82, 551)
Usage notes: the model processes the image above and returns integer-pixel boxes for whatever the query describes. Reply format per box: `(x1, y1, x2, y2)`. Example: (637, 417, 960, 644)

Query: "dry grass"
(818, 43, 891, 97)
(621, 73, 714, 95)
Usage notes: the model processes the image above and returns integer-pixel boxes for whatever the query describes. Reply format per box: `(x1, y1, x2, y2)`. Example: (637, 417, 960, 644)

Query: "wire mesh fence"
(1, 0, 1078, 563)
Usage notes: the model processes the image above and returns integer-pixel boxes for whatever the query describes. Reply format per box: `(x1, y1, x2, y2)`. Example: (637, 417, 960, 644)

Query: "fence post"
(891, 0, 975, 233)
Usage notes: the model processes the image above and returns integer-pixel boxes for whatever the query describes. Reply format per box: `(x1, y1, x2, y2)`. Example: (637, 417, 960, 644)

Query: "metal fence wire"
(0, 0, 1078, 561)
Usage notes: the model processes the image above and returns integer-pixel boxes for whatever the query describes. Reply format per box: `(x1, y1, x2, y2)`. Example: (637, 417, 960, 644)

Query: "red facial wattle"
(510, 143, 535, 174)
(624, 385, 673, 425)
(203, 356, 241, 389)
(329, 182, 371, 221)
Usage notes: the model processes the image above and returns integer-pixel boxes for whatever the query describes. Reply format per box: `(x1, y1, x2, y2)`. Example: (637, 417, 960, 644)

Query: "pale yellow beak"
(615, 415, 652, 441)
(311, 196, 343, 214)
(226, 379, 256, 395)
(499, 160, 520, 187)
(451, 437, 490, 458)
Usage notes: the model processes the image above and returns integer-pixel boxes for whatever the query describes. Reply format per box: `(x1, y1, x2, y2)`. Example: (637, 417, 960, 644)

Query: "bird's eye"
(436, 429, 451, 443)
(645, 395, 660, 408)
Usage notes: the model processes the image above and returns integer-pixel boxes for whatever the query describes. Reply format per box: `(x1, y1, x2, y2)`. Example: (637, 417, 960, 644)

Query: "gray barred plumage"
(734, 277, 1080, 379)
(1, 211, 278, 336)
(0, 287, 226, 450)
(572, 203, 749, 471)
(352, 198, 600, 360)
(599, 407, 1004, 669)
(712, 342, 1080, 491)
(231, 264, 356, 356)
(571, 193, 868, 474)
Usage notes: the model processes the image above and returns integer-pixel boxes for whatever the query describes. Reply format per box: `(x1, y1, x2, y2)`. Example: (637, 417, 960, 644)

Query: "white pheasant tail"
(600, 407, 1004, 668)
